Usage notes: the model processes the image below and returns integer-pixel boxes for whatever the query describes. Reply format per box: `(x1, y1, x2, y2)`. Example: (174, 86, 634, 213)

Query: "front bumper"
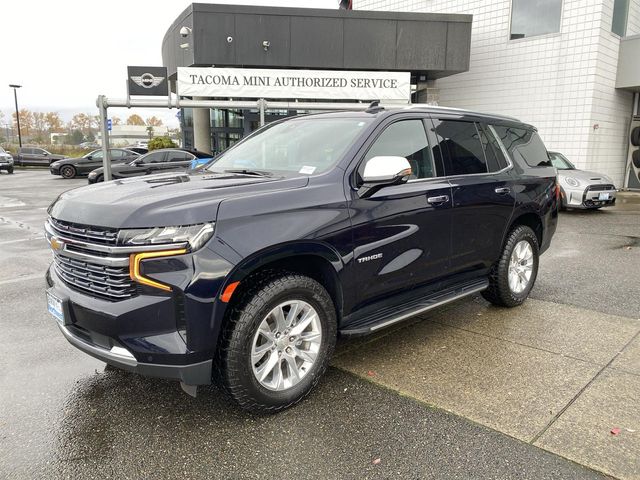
(56, 321, 212, 384)
(0, 160, 13, 169)
(45, 239, 235, 384)
(50, 166, 61, 175)
(562, 185, 617, 209)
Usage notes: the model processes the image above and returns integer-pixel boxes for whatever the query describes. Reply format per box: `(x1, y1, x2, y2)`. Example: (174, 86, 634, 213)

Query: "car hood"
(48, 171, 308, 228)
(557, 169, 614, 185)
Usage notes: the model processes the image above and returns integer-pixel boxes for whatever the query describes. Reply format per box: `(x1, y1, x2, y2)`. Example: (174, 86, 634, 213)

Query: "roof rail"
(388, 103, 520, 122)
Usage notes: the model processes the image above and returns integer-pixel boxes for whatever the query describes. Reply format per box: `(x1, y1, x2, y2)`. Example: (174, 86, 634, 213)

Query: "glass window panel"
(492, 126, 551, 168)
(612, 0, 629, 36)
(510, 0, 562, 40)
(431, 120, 487, 176)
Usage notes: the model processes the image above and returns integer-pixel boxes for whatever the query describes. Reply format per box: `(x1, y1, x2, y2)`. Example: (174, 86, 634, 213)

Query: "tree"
(45, 112, 63, 133)
(13, 109, 34, 136)
(111, 116, 122, 126)
(71, 113, 91, 135)
(148, 136, 177, 151)
(146, 126, 154, 139)
(146, 116, 163, 127)
(126, 114, 145, 126)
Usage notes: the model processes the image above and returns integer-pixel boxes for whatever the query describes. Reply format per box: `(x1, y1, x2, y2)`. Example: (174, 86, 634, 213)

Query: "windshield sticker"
(299, 166, 316, 175)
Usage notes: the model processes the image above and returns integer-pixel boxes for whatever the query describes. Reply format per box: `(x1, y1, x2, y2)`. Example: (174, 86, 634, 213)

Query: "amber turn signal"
(220, 281, 240, 303)
(129, 249, 187, 292)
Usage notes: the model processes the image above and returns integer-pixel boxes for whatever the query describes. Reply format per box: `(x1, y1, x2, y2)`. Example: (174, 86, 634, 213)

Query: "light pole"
(9, 84, 22, 148)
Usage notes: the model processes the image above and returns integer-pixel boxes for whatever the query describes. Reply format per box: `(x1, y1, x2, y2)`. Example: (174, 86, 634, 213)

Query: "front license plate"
(47, 292, 65, 325)
(598, 192, 610, 201)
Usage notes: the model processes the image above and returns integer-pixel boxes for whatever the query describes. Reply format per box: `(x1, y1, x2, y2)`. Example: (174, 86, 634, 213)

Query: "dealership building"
(162, 1, 640, 188)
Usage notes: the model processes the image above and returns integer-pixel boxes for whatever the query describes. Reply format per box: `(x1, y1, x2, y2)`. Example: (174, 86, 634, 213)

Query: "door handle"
(427, 195, 449, 205)
(495, 187, 511, 195)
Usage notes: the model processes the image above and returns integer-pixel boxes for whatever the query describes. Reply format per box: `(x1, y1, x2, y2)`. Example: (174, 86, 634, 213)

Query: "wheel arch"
(507, 211, 544, 247)
(218, 241, 345, 324)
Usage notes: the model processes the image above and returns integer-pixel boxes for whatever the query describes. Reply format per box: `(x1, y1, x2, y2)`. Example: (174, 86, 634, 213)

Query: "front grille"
(586, 184, 615, 192)
(47, 217, 137, 301)
(53, 255, 137, 300)
(49, 217, 118, 245)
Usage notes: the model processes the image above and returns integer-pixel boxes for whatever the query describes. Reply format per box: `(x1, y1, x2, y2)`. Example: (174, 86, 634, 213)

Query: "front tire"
(60, 165, 76, 179)
(7, 167, 13, 174)
(482, 225, 539, 307)
(216, 272, 337, 413)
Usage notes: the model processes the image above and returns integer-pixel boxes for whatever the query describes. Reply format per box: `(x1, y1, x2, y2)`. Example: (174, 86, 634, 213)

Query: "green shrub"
(148, 136, 177, 151)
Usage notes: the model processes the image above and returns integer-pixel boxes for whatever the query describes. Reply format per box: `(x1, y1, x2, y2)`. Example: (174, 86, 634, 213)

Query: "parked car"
(123, 146, 148, 155)
(0, 147, 14, 174)
(50, 148, 140, 179)
(79, 142, 100, 149)
(87, 148, 213, 183)
(13, 146, 66, 166)
(45, 106, 558, 412)
(548, 151, 617, 209)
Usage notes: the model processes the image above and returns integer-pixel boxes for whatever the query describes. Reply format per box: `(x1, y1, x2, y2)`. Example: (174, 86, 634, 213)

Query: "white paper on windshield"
(299, 166, 316, 175)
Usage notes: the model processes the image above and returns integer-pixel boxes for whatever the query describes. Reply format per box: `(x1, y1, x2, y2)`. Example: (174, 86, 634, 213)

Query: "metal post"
(9, 85, 22, 148)
(258, 98, 266, 127)
(97, 95, 112, 181)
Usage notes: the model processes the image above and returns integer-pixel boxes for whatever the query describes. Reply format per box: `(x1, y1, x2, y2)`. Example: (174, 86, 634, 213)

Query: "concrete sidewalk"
(334, 297, 640, 479)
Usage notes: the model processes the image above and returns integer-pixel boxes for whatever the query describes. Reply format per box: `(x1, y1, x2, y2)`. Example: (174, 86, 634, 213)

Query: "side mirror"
(43, 152, 49, 156)
(360, 156, 412, 196)
(86, 155, 93, 160)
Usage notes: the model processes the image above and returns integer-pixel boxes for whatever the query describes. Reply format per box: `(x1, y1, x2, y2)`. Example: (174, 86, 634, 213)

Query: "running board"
(339, 279, 488, 337)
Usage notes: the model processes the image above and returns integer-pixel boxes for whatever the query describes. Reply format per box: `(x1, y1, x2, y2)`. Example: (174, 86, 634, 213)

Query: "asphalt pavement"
(1, 169, 638, 479)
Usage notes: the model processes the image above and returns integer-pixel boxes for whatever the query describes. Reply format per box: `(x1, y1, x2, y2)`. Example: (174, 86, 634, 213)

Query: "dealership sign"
(177, 67, 411, 102)
(127, 66, 168, 96)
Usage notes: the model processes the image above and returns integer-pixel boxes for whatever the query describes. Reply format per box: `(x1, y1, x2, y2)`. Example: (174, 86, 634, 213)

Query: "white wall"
(356, 0, 639, 185)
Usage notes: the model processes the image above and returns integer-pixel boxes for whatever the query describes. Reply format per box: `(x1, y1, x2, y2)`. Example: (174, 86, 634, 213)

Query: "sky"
(0, 0, 339, 128)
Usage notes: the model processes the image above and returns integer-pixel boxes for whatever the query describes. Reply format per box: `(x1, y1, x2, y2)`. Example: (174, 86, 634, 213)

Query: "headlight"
(118, 223, 215, 251)
(564, 177, 580, 187)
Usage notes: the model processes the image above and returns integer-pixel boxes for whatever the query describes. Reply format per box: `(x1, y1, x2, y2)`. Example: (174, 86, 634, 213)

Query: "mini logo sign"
(131, 73, 165, 89)
(127, 66, 168, 96)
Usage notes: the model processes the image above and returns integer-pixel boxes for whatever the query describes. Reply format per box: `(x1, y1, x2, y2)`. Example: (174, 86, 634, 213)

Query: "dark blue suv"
(45, 106, 558, 412)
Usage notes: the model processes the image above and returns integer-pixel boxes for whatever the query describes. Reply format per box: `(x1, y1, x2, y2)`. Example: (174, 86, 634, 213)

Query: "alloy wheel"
(508, 240, 534, 294)
(251, 300, 322, 391)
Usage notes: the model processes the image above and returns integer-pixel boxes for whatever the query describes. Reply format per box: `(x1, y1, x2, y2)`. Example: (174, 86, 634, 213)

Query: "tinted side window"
(479, 124, 509, 172)
(364, 119, 435, 179)
(144, 152, 166, 164)
(492, 126, 551, 167)
(110, 150, 125, 158)
(431, 120, 487, 175)
(167, 151, 193, 162)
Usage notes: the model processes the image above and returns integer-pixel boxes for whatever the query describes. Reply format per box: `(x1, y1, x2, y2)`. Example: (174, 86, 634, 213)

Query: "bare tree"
(111, 116, 122, 126)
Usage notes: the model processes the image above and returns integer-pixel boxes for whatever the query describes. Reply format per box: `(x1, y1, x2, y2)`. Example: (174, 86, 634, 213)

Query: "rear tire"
(216, 272, 337, 413)
(96, 174, 104, 183)
(60, 165, 76, 179)
(482, 225, 539, 308)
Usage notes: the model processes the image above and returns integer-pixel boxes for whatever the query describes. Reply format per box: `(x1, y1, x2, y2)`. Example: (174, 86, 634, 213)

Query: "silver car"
(0, 147, 14, 174)
(549, 151, 617, 210)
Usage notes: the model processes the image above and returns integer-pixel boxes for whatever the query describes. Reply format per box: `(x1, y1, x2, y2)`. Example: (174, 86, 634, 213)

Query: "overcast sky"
(1, 0, 339, 128)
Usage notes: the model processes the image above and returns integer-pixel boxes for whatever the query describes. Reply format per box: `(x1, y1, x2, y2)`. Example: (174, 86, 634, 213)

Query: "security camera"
(227, 36, 233, 43)
(262, 40, 270, 50)
(180, 26, 192, 38)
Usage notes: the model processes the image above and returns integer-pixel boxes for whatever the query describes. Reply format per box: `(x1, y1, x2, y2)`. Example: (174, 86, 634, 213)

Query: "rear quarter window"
(491, 125, 551, 168)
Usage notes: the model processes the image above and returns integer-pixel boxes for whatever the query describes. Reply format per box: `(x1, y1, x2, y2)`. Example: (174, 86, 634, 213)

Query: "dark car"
(14, 146, 66, 166)
(50, 148, 140, 179)
(123, 146, 149, 155)
(87, 148, 212, 183)
(45, 106, 558, 413)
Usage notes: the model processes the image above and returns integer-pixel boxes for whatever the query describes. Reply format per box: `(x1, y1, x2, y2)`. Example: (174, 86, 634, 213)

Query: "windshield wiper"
(223, 169, 272, 177)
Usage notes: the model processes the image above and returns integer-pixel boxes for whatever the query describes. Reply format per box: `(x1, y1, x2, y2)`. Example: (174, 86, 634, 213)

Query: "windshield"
(0, 147, 5, 153)
(206, 117, 372, 176)
(548, 152, 575, 170)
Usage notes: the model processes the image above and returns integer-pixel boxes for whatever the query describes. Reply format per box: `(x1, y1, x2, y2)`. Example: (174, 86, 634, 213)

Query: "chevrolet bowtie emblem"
(131, 73, 165, 89)
(50, 237, 65, 251)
